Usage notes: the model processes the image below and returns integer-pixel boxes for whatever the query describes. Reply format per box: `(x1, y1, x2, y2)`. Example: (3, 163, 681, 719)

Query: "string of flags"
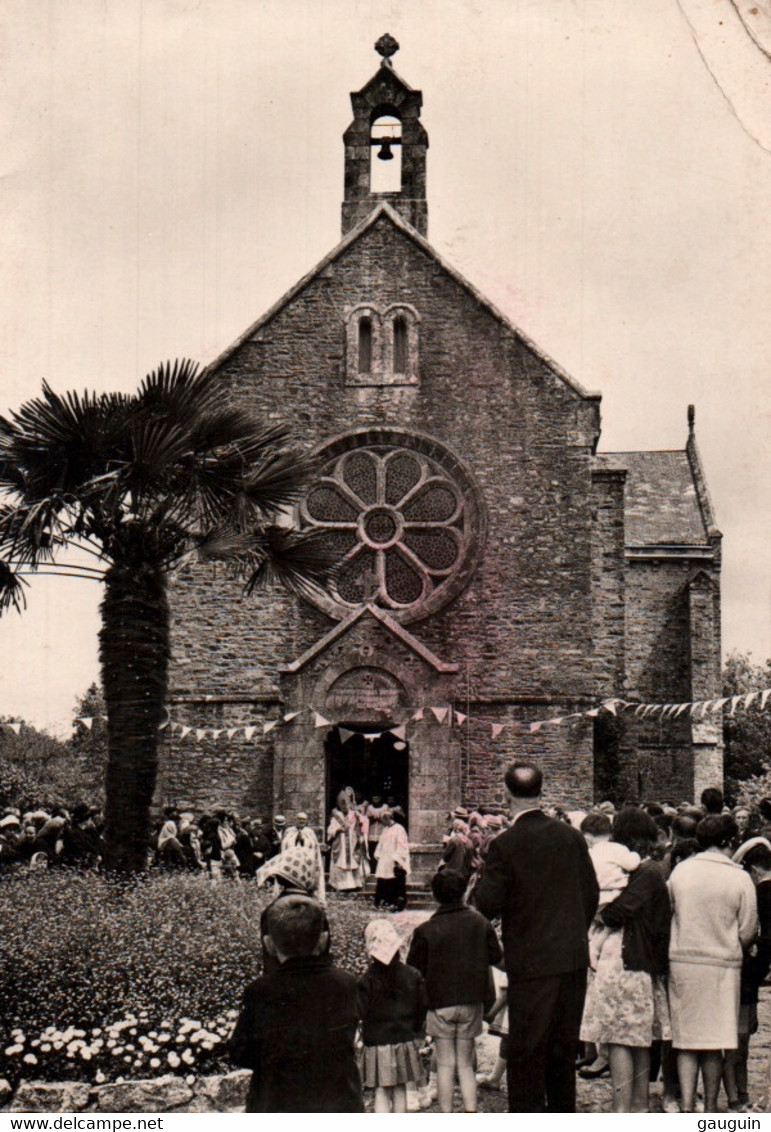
(3, 688, 771, 744)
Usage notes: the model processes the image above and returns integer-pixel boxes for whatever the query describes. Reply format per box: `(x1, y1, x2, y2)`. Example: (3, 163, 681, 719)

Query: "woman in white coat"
(668, 813, 758, 1112)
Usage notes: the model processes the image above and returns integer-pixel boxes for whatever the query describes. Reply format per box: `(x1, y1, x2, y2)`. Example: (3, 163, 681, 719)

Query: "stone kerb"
(4, 1071, 250, 1114)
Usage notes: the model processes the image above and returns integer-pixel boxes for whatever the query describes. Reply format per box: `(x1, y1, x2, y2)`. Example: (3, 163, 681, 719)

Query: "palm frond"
(242, 526, 335, 599)
(0, 560, 28, 614)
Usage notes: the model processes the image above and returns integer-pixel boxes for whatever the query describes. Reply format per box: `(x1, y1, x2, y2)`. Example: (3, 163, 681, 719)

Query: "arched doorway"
(324, 726, 409, 821)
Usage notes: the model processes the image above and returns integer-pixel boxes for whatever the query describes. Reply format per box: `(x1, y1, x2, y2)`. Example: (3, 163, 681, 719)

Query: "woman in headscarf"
(255, 844, 328, 975)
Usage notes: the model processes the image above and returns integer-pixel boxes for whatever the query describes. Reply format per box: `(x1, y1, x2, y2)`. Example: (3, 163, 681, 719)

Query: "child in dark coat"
(229, 894, 363, 1112)
(358, 918, 428, 1113)
(407, 868, 502, 1113)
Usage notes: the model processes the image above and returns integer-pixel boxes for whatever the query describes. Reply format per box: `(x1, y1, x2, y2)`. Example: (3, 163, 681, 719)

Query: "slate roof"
(595, 450, 711, 547)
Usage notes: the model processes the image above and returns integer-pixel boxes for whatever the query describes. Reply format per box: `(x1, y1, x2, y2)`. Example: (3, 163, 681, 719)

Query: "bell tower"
(341, 34, 429, 237)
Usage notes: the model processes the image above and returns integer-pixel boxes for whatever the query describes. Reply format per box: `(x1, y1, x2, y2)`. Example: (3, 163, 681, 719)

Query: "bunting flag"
(745, 693, 758, 710)
(243, 727, 256, 741)
(431, 706, 449, 724)
(225, 728, 238, 740)
(412, 709, 424, 721)
(604, 701, 618, 716)
(491, 723, 505, 739)
(8, 722, 21, 735)
(313, 712, 331, 729)
(338, 727, 357, 745)
(675, 703, 690, 717)
(529, 722, 542, 733)
(75, 717, 93, 730)
(263, 720, 278, 734)
(763, 690, 771, 711)
(363, 732, 382, 741)
(283, 711, 300, 723)
(179, 726, 192, 739)
(454, 711, 467, 725)
(729, 696, 741, 717)
(211, 729, 223, 740)
(586, 709, 599, 719)
(195, 729, 207, 741)
(390, 724, 407, 741)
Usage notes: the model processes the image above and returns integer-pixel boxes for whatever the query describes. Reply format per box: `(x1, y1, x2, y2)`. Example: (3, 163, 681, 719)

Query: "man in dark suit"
(474, 762, 599, 1112)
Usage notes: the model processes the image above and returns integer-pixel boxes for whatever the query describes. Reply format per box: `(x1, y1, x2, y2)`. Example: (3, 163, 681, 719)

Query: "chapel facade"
(163, 38, 722, 863)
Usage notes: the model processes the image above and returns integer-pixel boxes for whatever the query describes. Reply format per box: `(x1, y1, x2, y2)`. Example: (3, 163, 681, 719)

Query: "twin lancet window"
(346, 304, 419, 387)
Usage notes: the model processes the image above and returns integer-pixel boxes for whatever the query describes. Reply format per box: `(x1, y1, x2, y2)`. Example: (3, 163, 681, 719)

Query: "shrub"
(0, 871, 377, 1085)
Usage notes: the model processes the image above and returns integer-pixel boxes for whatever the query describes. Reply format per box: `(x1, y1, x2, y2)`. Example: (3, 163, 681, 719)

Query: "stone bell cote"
(341, 34, 429, 237)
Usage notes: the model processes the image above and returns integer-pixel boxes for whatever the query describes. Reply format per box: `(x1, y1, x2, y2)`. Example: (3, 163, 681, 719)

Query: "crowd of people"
(4, 774, 771, 1113)
(228, 772, 771, 1114)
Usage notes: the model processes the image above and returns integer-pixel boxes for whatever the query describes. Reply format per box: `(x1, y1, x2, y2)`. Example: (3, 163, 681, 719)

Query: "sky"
(1, 0, 770, 734)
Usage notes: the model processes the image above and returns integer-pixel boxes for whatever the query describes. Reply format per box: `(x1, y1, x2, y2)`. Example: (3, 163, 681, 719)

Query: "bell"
(376, 139, 394, 161)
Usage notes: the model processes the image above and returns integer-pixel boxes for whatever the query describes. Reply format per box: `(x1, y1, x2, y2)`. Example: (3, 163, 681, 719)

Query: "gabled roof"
(594, 450, 714, 547)
(281, 602, 458, 675)
(203, 203, 599, 401)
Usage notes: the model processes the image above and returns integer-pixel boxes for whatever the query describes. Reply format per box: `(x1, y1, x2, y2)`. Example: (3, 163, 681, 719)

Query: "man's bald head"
(504, 762, 543, 799)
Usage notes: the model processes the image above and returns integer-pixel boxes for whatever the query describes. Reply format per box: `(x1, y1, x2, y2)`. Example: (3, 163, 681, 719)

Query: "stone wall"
(3, 1071, 249, 1114)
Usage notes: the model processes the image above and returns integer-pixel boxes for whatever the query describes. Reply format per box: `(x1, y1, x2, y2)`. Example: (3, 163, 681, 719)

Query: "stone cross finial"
(375, 33, 399, 65)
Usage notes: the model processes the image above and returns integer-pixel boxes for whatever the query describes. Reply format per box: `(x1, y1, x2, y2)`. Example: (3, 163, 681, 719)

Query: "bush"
(0, 871, 377, 1085)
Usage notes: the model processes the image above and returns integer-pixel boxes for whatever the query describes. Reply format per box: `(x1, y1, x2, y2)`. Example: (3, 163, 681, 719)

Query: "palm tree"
(0, 361, 330, 870)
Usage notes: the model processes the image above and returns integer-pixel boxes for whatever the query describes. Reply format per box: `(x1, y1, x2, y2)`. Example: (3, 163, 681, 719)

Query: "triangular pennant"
(674, 703, 689, 717)
(430, 706, 449, 724)
(529, 722, 542, 733)
(179, 726, 192, 740)
(211, 729, 223, 740)
(338, 727, 357, 744)
(195, 729, 207, 741)
(711, 698, 729, 713)
(549, 717, 564, 726)
(76, 717, 93, 731)
(313, 712, 332, 728)
(100, 714, 108, 722)
(762, 690, 771, 711)
(283, 711, 300, 723)
(158, 719, 170, 731)
(491, 723, 504, 739)
(263, 720, 278, 734)
(8, 722, 21, 735)
(454, 711, 467, 725)
(226, 728, 238, 740)
(634, 705, 646, 717)
(603, 701, 617, 716)
(389, 724, 407, 741)
(364, 732, 382, 741)
(744, 692, 758, 709)
(243, 727, 256, 741)
(729, 696, 742, 717)
(411, 709, 424, 721)
(585, 709, 599, 718)
(689, 702, 702, 717)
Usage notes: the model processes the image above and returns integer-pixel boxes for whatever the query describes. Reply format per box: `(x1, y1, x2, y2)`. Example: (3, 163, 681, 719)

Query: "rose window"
(300, 431, 486, 623)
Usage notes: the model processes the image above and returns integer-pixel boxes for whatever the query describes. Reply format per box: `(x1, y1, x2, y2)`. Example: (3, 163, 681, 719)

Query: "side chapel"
(164, 37, 722, 866)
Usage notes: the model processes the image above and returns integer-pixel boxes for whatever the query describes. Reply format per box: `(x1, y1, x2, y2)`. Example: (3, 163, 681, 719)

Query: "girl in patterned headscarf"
(358, 919, 428, 1113)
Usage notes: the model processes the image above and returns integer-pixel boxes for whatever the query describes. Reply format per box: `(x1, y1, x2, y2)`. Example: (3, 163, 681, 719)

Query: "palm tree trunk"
(99, 561, 170, 871)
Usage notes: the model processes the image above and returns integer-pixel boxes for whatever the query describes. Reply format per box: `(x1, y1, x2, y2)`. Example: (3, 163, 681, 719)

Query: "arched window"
(392, 315, 408, 374)
(370, 114, 402, 194)
(358, 317, 373, 373)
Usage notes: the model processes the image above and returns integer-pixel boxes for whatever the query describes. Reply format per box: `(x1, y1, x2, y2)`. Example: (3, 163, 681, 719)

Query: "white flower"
(80, 1049, 92, 1061)
(149, 1058, 161, 1069)
(4, 1046, 22, 1057)
(167, 1051, 181, 1068)
(23, 1054, 38, 1065)
(185, 1075, 196, 1086)
(94, 1071, 106, 1084)
(40, 1043, 51, 1053)
(181, 1049, 195, 1065)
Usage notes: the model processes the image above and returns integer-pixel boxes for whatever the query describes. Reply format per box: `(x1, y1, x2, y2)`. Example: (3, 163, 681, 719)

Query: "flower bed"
(0, 871, 375, 1086)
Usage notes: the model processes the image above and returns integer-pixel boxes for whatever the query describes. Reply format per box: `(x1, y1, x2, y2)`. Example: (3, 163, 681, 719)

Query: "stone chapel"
(163, 37, 723, 866)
